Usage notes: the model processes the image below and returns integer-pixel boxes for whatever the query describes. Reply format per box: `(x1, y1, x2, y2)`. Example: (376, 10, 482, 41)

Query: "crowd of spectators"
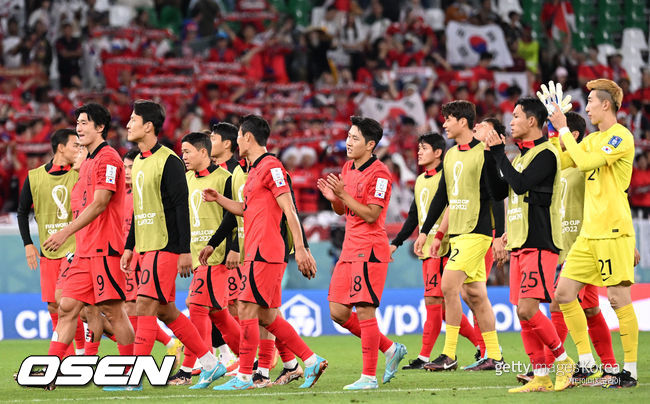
(0, 0, 649, 221)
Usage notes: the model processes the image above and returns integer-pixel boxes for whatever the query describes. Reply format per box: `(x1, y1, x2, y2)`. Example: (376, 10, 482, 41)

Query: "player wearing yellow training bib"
(548, 79, 638, 388)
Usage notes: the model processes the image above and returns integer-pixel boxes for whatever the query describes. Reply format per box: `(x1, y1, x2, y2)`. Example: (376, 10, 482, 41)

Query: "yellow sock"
(614, 304, 638, 364)
(482, 330, 501, 360)
(442, 325, 460, 358)
(559, 299, 591, 356)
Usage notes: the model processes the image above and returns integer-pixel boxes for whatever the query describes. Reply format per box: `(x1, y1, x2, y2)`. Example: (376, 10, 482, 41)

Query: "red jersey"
(243, 153, 291, 263)
(340, 156, 392, 262)
(72, 142, 125, 257)
(123, 188, 133, 238)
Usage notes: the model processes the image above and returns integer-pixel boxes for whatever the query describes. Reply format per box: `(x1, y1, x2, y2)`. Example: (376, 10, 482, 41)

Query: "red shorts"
(40, 257, 67, 302)
(189, 264, 230, 310)
(422, 257, 447, 297)
(124, 253, 141, 302)
(62, 255, 127, 305)
(328, 261, 388, 306)
(55, 260, 71, 291)
(227, 266, 243, 304)
(238, 261, 285, 308)
(509, 248, 557, 305)
(138, 251, 178, 304)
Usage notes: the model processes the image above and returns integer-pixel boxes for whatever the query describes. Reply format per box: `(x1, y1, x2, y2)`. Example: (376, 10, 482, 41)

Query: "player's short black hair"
(133, 99, 165, 135)
(123, 148, 139, 161)
(212, 122, 238, 152)
(75, 103, 111, 139)
(483, 117, 506, 137)
(240, 114, 271, 146)
(441, 100, 476, 128)
(350, 116, 383, 150)
(418, 132, 446, 154)
(565, 111, 586, 142)
(515, 97, 548, 129)
(182, 132, 212, 154)
(50, 128, 77, 154)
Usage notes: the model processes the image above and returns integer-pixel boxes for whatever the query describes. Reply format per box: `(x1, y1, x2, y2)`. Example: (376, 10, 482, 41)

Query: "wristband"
(558, 126, 571, 137)
(434, 231, 444, 241)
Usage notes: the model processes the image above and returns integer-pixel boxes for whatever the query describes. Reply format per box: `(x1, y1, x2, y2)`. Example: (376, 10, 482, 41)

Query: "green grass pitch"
(1, 332, 648, 403)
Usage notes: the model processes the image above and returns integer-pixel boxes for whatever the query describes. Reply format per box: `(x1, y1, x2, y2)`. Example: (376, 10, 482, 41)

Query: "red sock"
(587, 311, 616, 367)
(342, 312, 393, 353)
(48, 341, 68, 360)
(520, 319, 546, 372)
(265, 316, 313, 361)
(233, 315, 240, 325)
(529, 310, 564, 358)
(74, 317, 85, 350)
(64, 342, 75, 357)
(167, 313, 209, 359)
(118, 343, 134, 356)
(238, 318, 259, 376)
(85, 341, 100, 356)
(181, 305, 210, 368)
(473, 318, 485, 357)
(551, 311, 568, 342)
(128, 316, 138, 334)
(420, 304, 442, 358)
(360, 318, 380, 377)
(134, 316, 158, 356)
(209, 309, 241, 355)
(258, 339, 276, 369)
(275, 338, 295, 363)
(50, 312, 58, 332)
(459, 314, 480, 348)
(155, 325, 171, 346)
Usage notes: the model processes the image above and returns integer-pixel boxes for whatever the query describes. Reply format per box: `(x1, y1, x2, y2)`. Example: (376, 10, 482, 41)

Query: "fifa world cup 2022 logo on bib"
(45, 185, 72, 235)
(448, 161, 469, 210)
(134, 171, 156, 225)
(52, 185, 69, 220)
(190, 189, 202, 227)
(237, 183, 245, 239)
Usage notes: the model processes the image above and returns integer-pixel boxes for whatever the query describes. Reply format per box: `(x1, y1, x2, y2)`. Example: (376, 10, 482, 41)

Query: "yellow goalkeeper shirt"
(558, 123, 634, 239)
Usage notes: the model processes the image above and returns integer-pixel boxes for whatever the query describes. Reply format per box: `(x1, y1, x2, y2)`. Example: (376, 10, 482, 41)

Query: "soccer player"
(549, 79, 639, 388)
(517, 111, 619, 385)
(391, 132, 496, 370)
(205, 128, 305, 387)
(122, 148, 183, 368)
(318, 116, 407, 390)
(204, 114, 327, 391)
(413, 100, 503, 371)
(42, 103, 135, 371)
(118, 100, 224, 391)
(209, 122, 244, 370)
(167, 132, 242, 385)
(482, 98, 574, 392)
(17, 128, 85, 355)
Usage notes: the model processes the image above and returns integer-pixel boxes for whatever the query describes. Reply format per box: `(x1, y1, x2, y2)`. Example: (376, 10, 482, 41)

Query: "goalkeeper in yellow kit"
(547, 79, 638, 389)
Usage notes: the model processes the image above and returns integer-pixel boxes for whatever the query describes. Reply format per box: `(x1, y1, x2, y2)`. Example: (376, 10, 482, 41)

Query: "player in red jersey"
(318, 116, 407, 390)
(122, 148, 183, 368)
(42, 103, 134, 373)
(117, 100, 223, 391)
(204, 115, 327, 391)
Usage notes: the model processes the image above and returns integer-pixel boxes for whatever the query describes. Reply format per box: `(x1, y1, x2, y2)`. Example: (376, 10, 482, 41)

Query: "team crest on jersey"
(608, 136, 622, 148)
(105, 165, 117, 184)
(270, 167, 286, 187)
(375, 177, 388, 199)
(602, 145, 613, 154)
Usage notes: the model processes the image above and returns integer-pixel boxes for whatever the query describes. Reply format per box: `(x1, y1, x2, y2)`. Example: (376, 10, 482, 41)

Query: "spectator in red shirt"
(630, 152, 650, 218)
(208, 31, 236, 62)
